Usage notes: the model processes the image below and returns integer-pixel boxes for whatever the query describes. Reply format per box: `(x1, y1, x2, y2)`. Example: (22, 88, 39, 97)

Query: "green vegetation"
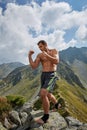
(56, 79, 87, 123)
(0, 75, 40, 101)
(33, 78, 87, 123)
(0, 96, 12, 115)
(0, 95, 26, 123)
(0, 96, 12, 123)
(6, 95, 26, 107)
(0, 51, 87, 124)
(0, 62, 24, 79)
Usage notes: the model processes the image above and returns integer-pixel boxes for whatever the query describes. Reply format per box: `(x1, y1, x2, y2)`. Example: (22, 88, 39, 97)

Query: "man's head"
(37, 40, 47, 46)
(37, 40, 48, 51)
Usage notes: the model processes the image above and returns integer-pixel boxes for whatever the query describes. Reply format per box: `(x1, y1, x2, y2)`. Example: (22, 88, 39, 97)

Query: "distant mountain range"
(0, 47, 87, 89)
(0, 47, 87, 123)
(0, 62, 24, 79)
(60, 47, 87, 64)
(60, 47, 87, 88)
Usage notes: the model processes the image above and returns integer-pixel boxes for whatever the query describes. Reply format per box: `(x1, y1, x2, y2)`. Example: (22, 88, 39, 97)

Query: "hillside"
(0, 47, 87, 123)
(0, 62, 24, 79)
(0, 61, 87, 123)
(55, 79, 87, 123)
(60, 47, 87, 88)
(60, 47, 87, 64)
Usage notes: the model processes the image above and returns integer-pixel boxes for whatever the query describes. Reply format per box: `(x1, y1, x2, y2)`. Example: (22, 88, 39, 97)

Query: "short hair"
(37, 40, 47, 45)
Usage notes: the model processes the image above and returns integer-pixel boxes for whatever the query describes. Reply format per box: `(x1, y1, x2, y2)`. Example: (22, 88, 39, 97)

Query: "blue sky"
(56, 0, 87, 11)
(0, 0, 87, 11)
(0, 0, 87, 64)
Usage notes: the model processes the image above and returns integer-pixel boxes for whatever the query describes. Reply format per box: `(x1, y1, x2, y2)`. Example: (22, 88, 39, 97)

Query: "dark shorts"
(41, 71, 59, 92)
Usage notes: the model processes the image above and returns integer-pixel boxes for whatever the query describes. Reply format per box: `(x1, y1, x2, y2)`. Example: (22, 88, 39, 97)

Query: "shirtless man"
(28, 40, 60, 124)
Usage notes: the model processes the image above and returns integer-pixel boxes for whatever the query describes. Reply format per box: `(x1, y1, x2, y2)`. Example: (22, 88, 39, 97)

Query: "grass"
(0, 75, 87, 123)
(56, 79, 87, 123)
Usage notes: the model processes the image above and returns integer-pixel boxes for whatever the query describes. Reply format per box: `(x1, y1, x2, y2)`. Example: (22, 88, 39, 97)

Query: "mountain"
(0, 61, 83, 89)
(60, 47, 87, 88)
(60, 47, 87, 64)
(0, 65, 41, 100)
(0, 47, 87, 122)
(0, 62, 25, 79)
(0, 60, 87, 122)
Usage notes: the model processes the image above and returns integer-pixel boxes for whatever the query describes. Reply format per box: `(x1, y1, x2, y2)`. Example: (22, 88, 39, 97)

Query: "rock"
(3, 117, 18, 130)
(9, 110, 21, 125)
(30, 110, 67, 130)
(4, 118, 12, 129)
(64, 127, 78, 130)
(0, 122, 7, 130)
(1, 101, 87, 130)
(65, 116, 83, 126)
(78, 123, 87, 130)
(19, 112, 28, 125)
(16, 112, 33, 130)
(43, 112, 67, 130)
(20, 102, 33, 114)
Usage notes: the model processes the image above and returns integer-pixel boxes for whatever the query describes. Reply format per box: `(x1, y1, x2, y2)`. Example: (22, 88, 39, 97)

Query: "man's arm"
(28, 50, 40, 69)
(43, 49, 59, 64)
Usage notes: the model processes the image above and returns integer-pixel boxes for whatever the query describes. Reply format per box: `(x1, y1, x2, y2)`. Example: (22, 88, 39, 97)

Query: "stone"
(0, 122, 7, 130)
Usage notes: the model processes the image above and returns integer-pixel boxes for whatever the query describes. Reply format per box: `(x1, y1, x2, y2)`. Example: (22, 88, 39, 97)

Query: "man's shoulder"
(51, 48, 57, 51)
(50, 49, 58, 53)
(37, 53, 42, 58)
(37, 52, 42, 56)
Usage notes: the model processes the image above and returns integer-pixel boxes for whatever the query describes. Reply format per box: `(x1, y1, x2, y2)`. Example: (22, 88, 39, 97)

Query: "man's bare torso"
(38, 49, 57, 72)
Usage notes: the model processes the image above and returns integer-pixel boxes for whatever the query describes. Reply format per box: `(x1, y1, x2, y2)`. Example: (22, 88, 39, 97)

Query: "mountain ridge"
(60, 46, 87, 88)
(0, 62, 25, 79)
(60, 47, 87, 64)
(0, 47, 87, 123)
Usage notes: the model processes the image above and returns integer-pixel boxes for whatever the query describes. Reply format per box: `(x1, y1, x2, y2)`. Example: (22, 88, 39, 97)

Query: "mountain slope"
(72, 59, 87, 87)
(60, 47, 87, 64)
(55, 79, 87, 123)
(0, 65, 41, 100)
(57, 61, 83, 88)
(0, 60, 83, 90)
(0, 62, 87, 123)
(0, 47, 87, 123)
(0, 62, 24, 79)
(60, 47, 87, 87)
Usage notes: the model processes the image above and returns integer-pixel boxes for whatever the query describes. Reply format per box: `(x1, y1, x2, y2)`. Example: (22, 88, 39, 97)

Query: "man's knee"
(40, 88, 48, 98)
(47, 93, 52, 99)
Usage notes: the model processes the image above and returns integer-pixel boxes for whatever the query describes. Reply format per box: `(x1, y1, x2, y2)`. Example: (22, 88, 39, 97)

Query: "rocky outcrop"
(0, 102, 87, 130)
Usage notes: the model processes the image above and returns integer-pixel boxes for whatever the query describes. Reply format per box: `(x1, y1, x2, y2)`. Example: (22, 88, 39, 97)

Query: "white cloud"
(35, 29, 66, 50)
(68, 39, 77, 47)
(40, 1, 72, 30)
(0, 3, 41, 64)
(75, 25, 87, 42)
(0, 1, 87, 64)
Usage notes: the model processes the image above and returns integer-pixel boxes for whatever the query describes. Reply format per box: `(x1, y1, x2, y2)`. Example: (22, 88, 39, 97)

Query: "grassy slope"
(55, 79, 87, 123)
(72, 59, 87, 87)
(0, 76, 40, 101)
(0, 62, 24, 79)
(0, 71, 87, 123)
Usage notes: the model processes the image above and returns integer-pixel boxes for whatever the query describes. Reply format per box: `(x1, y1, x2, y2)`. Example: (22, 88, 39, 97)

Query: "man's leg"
(47, 93, 57, 104)
(35, 88, 50, 124)
(47, 93, 61, 110)
(40, 88, 50, 114)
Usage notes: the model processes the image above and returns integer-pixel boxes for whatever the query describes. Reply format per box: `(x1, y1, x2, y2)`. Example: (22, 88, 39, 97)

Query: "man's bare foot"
(51, 103, 62, 112)
(53, 98, 65, 111)
(35, 114, 49, 124)
(35, 118, 48, 124)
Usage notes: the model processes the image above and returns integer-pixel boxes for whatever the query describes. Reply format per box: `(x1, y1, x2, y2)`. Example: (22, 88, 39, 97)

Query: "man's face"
(38, 43, 47, 51)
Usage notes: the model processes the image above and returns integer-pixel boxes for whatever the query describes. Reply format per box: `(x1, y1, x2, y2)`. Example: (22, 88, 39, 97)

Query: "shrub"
(0, 96, 12, 115)
(6, 95, 26, 107)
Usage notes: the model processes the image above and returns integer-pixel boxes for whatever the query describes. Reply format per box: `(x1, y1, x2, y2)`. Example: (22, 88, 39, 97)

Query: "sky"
(0, 0, 87, 65)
